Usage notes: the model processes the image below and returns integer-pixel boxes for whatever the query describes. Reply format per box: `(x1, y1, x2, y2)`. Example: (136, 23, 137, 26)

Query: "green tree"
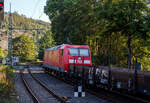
(44, 0, 98, 44)
(38, 30, 56, 59)
(12, 35, 37, 61)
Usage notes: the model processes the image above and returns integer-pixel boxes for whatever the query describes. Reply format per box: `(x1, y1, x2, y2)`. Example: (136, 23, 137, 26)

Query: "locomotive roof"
(46, 45, 63, 51)
(45, 44, 89, 51)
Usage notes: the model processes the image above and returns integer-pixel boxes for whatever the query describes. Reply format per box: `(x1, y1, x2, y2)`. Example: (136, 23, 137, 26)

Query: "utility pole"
(8, 3, 12, 66)
(36, 29, 40, 44)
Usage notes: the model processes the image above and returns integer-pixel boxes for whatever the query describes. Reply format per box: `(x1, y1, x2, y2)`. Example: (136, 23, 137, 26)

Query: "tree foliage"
(95, 0, 150, 68)
(12, 35, 37, 61)
(44, 0, 97, 44)
(38, 30, 56, 59)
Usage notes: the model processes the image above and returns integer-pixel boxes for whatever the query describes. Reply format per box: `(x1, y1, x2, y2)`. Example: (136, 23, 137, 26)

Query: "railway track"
(20, 70, 40, 103)
(20, 69, 67, 103)
(45, 70, 150, 103)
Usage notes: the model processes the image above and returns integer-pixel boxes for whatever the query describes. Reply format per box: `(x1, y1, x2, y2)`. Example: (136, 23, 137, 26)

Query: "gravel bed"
(15, 73, 34, 103)
(24, 73, 60, 103)
(33, 72, 109, 103)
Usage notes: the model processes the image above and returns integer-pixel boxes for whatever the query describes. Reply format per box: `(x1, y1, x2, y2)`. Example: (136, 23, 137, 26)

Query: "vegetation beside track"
(0, 65, 19, 103)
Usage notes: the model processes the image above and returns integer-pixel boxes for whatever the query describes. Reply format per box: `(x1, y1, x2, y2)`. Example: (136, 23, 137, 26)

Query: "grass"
(0, 65, 19, 103)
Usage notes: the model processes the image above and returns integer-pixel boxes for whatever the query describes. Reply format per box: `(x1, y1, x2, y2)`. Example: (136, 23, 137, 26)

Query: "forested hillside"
(2, 12, 50, 30)
(0, 12, 50, 50)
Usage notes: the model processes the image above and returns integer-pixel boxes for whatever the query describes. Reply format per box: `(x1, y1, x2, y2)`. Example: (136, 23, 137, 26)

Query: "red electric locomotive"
(43, 44, 92, 79)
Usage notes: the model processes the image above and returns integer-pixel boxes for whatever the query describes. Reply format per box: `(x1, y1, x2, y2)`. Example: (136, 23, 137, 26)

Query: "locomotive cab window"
(79, 49, 89, 57)
(69, 48, 79, 56)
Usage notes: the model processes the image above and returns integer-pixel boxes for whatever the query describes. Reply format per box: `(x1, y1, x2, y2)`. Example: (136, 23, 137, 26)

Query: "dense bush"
(12, 35, 37, 61)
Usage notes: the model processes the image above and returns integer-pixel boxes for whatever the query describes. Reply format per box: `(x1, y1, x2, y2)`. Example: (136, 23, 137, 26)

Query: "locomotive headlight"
(84, 60, 90, 64)
(69, 59, 76, 63)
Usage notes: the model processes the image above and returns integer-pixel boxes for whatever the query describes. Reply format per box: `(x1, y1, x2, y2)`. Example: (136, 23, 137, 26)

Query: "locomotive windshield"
(69, 48, 89, 57)
(69, 48, 78, 56)
(79, 49, 89, 57)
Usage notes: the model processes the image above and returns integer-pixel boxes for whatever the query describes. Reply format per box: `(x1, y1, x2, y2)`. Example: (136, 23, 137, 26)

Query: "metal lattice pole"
(8, 3, 12, 66)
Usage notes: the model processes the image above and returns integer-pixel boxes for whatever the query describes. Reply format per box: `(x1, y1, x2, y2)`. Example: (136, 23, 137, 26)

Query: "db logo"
(77, 60, 82, 63)
(78, 57, 82, 63)
(78, 57, 81, 60)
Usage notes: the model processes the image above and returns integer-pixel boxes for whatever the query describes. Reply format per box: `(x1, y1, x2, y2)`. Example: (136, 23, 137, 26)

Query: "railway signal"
(0, 0, 4, 22)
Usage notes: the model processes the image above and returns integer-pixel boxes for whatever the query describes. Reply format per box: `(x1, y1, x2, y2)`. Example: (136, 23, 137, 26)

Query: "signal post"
(0, 0, 4, 22)
(0, 0, 4, 27)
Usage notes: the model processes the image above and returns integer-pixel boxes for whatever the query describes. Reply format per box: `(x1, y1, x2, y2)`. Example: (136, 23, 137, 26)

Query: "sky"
(5, 0, 50, 23)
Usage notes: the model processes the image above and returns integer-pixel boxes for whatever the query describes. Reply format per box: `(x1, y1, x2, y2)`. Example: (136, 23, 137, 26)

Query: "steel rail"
(28, 69, 67, 103)
(20, 70, 41, 103)
(111, 90, 150, 103)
